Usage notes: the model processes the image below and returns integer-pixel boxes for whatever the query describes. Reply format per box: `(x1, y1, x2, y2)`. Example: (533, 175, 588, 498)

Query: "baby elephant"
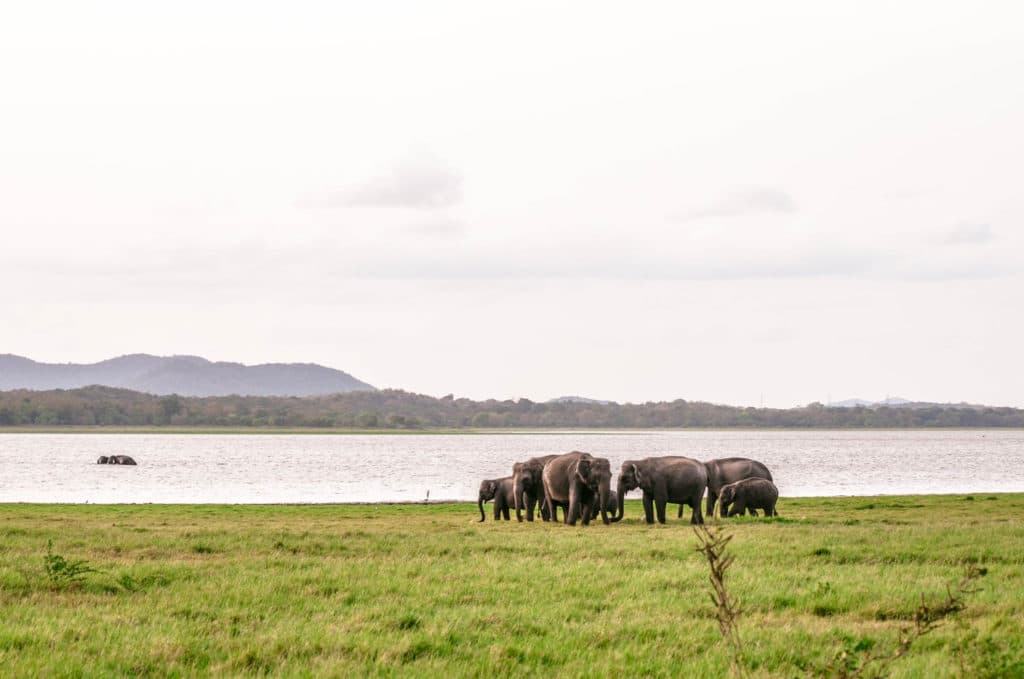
(718, 478, 778, 518)
(477, 476, 516, 522)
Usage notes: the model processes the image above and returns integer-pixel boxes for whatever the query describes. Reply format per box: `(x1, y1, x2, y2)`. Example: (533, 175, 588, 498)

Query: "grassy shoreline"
(2, 495, 1023, 677)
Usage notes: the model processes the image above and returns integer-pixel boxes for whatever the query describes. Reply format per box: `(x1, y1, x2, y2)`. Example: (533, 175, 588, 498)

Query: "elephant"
(541, 451, 613, 526)
(102, 455, 137, 465)
(695, 457, 773, 519)
(718, 477, 779, 517)
(477, 476, 517, 522)
(512, 454, 558, 522)
(612, 456, 707, 524)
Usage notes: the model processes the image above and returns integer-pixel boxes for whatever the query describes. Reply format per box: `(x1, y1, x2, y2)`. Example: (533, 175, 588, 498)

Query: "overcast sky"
(2, 2, 1022, 407)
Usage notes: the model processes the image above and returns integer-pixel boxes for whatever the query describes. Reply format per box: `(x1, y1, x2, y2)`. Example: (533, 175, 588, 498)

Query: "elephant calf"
(477, 476, 517, 522)
(718, 478, 778, 518)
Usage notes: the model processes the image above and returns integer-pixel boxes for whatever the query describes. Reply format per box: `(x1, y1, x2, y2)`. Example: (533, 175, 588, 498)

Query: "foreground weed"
(694, 523, 748, 679)
(823, 564, 986, 678)
(42, 540, 99, 588)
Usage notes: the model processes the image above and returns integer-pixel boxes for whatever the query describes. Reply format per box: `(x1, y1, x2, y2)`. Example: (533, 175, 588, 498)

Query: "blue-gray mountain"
(0, 354, 375, 397)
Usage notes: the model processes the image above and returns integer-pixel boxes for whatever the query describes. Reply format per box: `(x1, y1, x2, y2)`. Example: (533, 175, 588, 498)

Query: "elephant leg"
(749, 508, 758, 517)
(525, 491, 536, 522)
(494, 502, 501, 521)
(678, 504, 684, 519)
(567, 485, 579, 526)
(641, 492, 655, 524)
(655, 496, 667, 524)
(728, 501, 745, 517)
(691, 495, 704, 525)
(706, 492, 717, 520)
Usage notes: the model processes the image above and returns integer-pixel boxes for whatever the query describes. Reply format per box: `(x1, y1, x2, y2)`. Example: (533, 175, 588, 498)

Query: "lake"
(0, 430, 1021, 504)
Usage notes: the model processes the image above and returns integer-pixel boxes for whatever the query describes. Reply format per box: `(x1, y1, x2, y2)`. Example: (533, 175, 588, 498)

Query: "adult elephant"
(477, 476, 516, 522)
(699, 457, 773, 519)
(512, 454, 558, 522)
(542, 451, 613, 526)
(719, 478, 779, 517)
(612, 456, 707, 525)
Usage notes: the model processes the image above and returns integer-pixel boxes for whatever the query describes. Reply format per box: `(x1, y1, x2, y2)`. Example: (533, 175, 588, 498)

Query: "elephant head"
(97, 456, 109, 464)
(718, 483, 738, 517)
(477, 479, 499, 522)
(611, 461, 642, 523)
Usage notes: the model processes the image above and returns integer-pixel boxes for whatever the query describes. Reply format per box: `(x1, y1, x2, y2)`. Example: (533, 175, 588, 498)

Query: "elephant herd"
(96, 455, 137, 465)
(478, 452, 778, 525)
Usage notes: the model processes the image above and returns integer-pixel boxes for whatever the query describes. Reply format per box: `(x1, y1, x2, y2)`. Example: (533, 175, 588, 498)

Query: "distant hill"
(828, 396, 981, 410)
(0, 354, 375, 397)
(546, 395, 615, 405)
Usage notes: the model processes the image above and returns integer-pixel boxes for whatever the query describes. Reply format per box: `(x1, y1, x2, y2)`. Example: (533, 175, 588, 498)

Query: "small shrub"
(43, 540, 99, 587)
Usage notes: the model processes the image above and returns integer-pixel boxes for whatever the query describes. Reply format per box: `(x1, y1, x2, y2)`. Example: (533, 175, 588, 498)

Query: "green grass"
(1, 495, 1023, 677)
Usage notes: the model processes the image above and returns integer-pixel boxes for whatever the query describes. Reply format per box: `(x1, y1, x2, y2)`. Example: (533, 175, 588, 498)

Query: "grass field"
(1, 496, 1023, 677)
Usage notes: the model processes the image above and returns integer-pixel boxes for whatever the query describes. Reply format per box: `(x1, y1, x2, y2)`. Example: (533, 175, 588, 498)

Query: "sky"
(2, 2, 1023, 407)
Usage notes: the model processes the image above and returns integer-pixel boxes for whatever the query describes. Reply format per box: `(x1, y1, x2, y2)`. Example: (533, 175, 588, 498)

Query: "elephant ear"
(576, 458, 591, 480)
(631, 463, 642, 485)
(488, 481, 498, 494)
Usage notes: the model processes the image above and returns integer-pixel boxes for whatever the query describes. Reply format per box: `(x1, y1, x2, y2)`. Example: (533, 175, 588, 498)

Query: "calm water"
(0, 430, 1021, 504)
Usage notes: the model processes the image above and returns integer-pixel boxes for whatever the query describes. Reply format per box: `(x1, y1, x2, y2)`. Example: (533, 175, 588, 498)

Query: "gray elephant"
(512, 455, 558, 522)
(612, 456, 707, 525)
(542, 451, 613, 526)
(696, 457, 773, 519)
(719, 477, 779, 517)
(98, 455, 137, 465)
(477, 476, 516, 522)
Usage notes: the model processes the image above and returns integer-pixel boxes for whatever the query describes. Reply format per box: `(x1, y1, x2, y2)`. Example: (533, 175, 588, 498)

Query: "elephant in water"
(477, 476, 516, 522)
(542, 451, 613, 526)
(98, 455, 137, 465)
(693, 457, 773, 519)
(612, 456, 707, 525)
(512, 455, 558, 522)
(719, 478, 779, 517)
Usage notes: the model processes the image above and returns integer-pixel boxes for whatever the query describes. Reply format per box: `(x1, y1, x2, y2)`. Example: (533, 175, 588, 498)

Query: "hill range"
(0, 354, 375, 397)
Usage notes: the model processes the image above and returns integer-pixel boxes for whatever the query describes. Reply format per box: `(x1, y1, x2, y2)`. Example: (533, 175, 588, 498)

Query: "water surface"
(0, 430, 1020, 503)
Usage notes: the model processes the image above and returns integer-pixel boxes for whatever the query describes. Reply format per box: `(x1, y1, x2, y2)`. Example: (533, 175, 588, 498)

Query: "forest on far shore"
(1, 386, 1022, 429)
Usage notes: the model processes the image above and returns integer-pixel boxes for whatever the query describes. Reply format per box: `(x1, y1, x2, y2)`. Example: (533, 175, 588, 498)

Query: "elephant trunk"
(610, 477, 626, 523)
(477, 495, 486, 522)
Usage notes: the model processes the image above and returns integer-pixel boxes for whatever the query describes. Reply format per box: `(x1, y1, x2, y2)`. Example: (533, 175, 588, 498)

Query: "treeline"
(1, 386, 1022, 428)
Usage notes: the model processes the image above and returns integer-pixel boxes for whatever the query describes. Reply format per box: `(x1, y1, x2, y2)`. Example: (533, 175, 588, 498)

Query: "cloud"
(675, 187, 797, 222)
(329, 153, 462, 209)
(943, 222, 993, 246)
